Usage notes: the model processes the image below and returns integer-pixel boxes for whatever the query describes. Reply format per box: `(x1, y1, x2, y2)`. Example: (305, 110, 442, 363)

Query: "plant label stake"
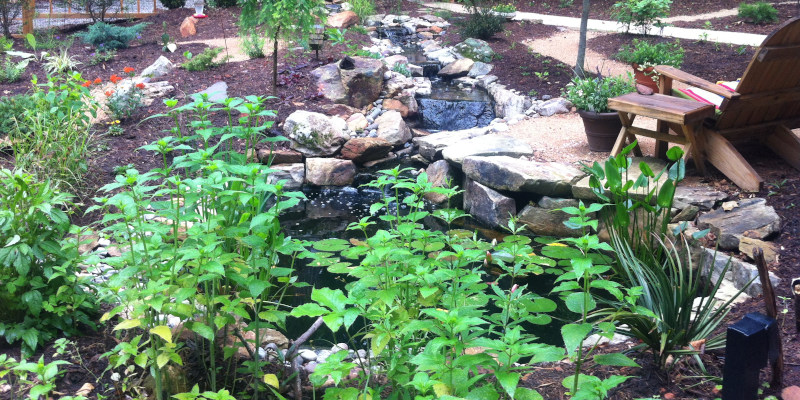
(722, 312, 780, 400)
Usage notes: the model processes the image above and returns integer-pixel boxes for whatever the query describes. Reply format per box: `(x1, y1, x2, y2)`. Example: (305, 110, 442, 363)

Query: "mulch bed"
(672, 2, 800, 35)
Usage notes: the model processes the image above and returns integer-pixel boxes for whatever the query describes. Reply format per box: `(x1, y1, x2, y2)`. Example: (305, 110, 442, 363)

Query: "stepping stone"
(697, 198, 780, 250)
(441, 135, 533, 167)
(462, 156, 584, 197)
(571, 157, 668, 201)
(197, 81, 227, 102)
(413, 127, 490, 161)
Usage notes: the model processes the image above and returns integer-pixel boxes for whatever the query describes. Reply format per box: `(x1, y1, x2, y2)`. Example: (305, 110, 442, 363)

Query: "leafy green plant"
(24, 28, 62, 50)
(182, 46, 225, 71)
(0, 170, 97, 356)
(0, 55, 27, 82)
(558, 0, 573, 8)
(240, 30, 266, 58)
(159, 0, 186, 9)
(10, 73, 99, 191)
(738, 1, 779, 24)
(89, 48, 117, 65)
(0, 35, 12, 50)
(43, 46, 82, 75)
(612, 0, 672, 34)
(491, 3, 516, 12)
(562, 74, 635, 113)
(0, 93, 35, 137)
(615, 39, 684, 68)
(10, 355, 71, 399)
(349, 0, 375, 20)
(392, 62, 411, 77)
(79, 22, 148, 50)
(458, 6, 506, 40)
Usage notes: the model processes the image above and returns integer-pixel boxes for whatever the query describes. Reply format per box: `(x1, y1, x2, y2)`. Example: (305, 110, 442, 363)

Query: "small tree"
(239, 0, 325, 94)
(0, 0, 22, 38)
(575, 0, 590, 76)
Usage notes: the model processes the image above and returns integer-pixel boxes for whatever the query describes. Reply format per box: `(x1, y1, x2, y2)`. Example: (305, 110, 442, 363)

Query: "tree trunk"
(575, 0, 591, 76)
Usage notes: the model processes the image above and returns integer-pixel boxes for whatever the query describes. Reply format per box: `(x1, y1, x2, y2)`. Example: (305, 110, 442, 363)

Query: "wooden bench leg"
(681, 123, 707, 175)
(611, 112, 634, 156)
(763, 125, 800, 170)
(704, 130, 763, 192)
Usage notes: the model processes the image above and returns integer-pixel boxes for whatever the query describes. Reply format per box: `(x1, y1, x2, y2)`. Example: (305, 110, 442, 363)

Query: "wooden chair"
(608, 17, 800, 192)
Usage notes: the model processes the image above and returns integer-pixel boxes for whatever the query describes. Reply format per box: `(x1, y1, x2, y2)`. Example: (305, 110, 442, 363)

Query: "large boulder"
(453, 38, 495, 62)
(305, 158, 356, 186)
(382, 99, 409, 117)
(375, 110, 412, 146)
(283, 110, 348, 157)
(674, 186, 728, 210)
(396, 89, 419, 117)
(441, 135, 533, 167)
(697, 198, 781, 250)
(463, 178, 515, 229)
(311, 63, 347, 104)
(424, 160, 459, 204)
(340, 137, 392, 163)
(462, 156, 584, 197)
(328, 11, 359, 28)
(438, 58, 475, 79)
(518, 197, 584, 237)
(339, 56, 386, 108)
(385, 73, 415, 98)
(413, 127, 490, 161)
(180, 16, 197, 37)
(266, 163, 305, 190)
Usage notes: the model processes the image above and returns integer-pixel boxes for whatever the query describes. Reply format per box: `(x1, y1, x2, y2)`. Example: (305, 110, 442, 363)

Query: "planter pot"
(577, 110, 622, 152)
(632, 63, 658, 92)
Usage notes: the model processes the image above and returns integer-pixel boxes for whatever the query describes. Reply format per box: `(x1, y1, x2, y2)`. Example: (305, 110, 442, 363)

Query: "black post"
(722, 313, 778, 400)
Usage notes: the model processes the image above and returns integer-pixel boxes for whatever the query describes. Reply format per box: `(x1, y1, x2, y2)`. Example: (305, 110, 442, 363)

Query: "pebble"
(304, 361, 317, 373)
(257, 347, 268, 360)
(332, 343, 349, 353)
(356, 349, 367, 360)
(98, 238, 111, 247)
(299, 349, 317, 362)
(542, 94, 552, 100)
(368, 130, 378, 137)
(316, 349, 332, 363)
(366, 123, 378, 131)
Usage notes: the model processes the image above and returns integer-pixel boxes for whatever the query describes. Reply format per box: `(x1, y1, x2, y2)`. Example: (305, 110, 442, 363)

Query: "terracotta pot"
(577, 110, 622, 152)
(632, 63, 659, 92)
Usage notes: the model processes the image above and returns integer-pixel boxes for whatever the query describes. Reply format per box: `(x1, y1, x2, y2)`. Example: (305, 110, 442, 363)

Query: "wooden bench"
(608, 92, 715, 173)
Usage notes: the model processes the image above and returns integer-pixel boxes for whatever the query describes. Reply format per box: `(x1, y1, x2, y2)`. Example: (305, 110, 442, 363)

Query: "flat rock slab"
(674, 186, 728, 210)
(442, 135, 533, 167)
(462, 156, 584, 197)
(697, 198, 780, 250)
(463, 178, 515, 229)
(413, 127, 490, 161)
(572, 157, 668, 201)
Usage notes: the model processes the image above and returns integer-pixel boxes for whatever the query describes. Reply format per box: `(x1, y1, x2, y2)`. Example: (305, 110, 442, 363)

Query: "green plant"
(159, 0, 185, 9)
(208, 0, 236, 7)
(24, 28, 61, 50)
(0, 55, 27, 82)
(349, 25, 369, 35)
(350, 0, 375, 20)
(182, 46, 225, 71)
(736, 45, 748, 55)
(89, 48, 117, 65)
(491, 3, 516, 12)
(703, 20, 713, 29)
(10, 73, 99, 190)
(240, 30, 266, 58)
(43, 46, 82, 75)
(392, 62, 411, 77)
(738, 1, 779, 24)
(0, 93, 35, 137)
(698, 31, 709, 43)
(612, 0, 672, 34)
(325, 27, 349, 46)
(528, 88, 539, 97)
(563, 74, 635, 113)
(92, 94, 302, 400)
(79, 22, 148, 50)
(103, 71, 146, 120)
(458, 6, 505, 40)
(0, 34, 12, 49)
(11, 355, 72, 399)
(615, 39, 684, 68)
(294, 168, 563, 399)
(535, 70, 549, 80)
(161, 21, 171, 49)
(558, 0, 573, 7)
(0, 170, 97, 356)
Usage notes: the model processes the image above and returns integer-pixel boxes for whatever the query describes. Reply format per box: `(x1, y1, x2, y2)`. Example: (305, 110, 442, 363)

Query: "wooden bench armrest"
(654, 65, 740, 99)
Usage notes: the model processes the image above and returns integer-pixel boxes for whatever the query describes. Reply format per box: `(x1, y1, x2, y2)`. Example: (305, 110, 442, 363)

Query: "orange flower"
(109, 74, 122, 84)
(105, 90, 114, 97)
(82, 80, 91, 87)
(135, 82, 145, 89)
(93, 78, 102, 84)
(123, 67, 135, 74)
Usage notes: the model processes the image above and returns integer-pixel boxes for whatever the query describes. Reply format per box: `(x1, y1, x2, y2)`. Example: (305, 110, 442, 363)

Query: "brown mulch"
(672, 2, 800, 35)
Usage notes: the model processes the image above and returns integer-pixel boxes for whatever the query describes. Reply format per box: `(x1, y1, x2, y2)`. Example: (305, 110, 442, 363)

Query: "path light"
(309, 24, 325, 59)
(193, 0, 207, 18)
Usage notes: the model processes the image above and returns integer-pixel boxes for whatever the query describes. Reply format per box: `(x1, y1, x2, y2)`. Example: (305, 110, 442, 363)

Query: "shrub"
(159, 0, 185, 9)
(240, 31, 265, 58)
(612, 0, 671, 34)
(738, 1, 779, 24)
(615, 39, 684, 68)
(458, 8, 505, 40)
(563, 74, 635, 113)
(182, 47, 225, 71)
(0, 0, 22, 39)
(79, 22, 148, 50)
(0, 170, 97, 356)
(42, 47, 82, 75)
(349, 0, 375, 20)
(0, 93, 35, 137)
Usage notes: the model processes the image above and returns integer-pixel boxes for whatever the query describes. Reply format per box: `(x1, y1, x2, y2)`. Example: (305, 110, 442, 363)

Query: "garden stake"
(755, 248, 783, 387)
(792, 278, 800, 332)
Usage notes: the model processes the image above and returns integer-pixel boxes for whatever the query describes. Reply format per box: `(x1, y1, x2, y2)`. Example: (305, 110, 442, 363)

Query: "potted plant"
(491, 3, 517, 19)
(615, 39, 683, 91)
(563, 74, 635, 152)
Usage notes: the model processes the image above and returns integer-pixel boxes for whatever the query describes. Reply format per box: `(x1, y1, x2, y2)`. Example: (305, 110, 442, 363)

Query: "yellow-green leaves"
(149, 325, 172, 344)
(113, 318, 141, 331)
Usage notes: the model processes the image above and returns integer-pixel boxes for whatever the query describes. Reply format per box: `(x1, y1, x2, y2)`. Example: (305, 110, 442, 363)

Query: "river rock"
(383, 54, 408, 69)
(339, 56, 386, 108)
(140, 56, 175, 79)
(283, 110, 349, 156)
(299, 349, 317, 362)
(385, 73, 414, 97)
(701, 248, 780, 297)
(305, 158, 356, 186)
(696, 198, 780, 250)
(454, 38, 495, 62)
(375, 110, 412, 146)
(340, 137, 392, 162)
(486, 83, 531, 119)
(267, 163, 305, 190)
(463, 178, 516, 229)
(462, 156, 584, 196)
(738, 236, 779, 263)
(396, 89, 418, 117)
(346, 113, 369, 131)
(424, 160, 459, 204)
(414, 127, 490, 161)
(328, 11, 359, 28)
(438, 58, 475, 79)
(467, 61, 493, 78)
(311, 63, 347, 104)
(382, 98, 409, 117)
(426, 48, 456, 65)
(674, 186, 728, 210)
(442, 135, 533, 167)
(257, 148, 303, 165)
(518, 197, 586, 237)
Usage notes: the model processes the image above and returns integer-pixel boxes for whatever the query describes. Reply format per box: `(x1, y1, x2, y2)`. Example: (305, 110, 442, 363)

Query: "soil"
(672, 3, 800, 35)
(2, 1, 800, 399)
